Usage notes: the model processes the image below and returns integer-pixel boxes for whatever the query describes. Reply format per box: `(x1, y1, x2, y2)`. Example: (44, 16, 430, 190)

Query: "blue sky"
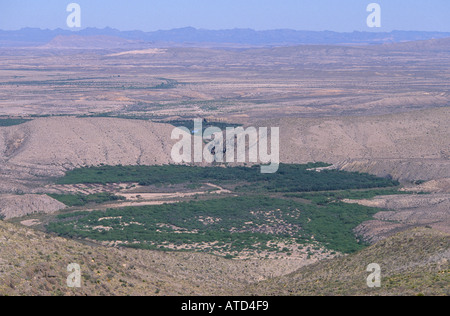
(1, 0, 450, 32)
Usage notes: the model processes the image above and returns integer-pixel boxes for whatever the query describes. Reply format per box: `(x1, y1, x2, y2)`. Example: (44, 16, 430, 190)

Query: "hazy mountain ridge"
(2, 27, 450, 47)
(41, 35, 141, 49)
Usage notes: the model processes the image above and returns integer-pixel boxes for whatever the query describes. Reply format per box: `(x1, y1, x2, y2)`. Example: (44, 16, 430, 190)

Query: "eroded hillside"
(0, 117, 176, 193)
(253, 107, 449, 182)
(1, 220, 447, 296)
(247, 228, 450, 296)
(0, 219, 324, 296)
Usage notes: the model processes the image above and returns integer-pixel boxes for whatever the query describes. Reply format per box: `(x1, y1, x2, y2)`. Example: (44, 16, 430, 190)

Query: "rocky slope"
(1, 221, 447, 296)
(351, 194, 450, 243)
(0, 117, 176, 193)
(1, 108, 448, 193)
(1, 117, 175, 169)
(0, 220, 325, 296)
(0, 194, 66, 220)
(247, 228, 449, 296)
(259, 107, 450, 181)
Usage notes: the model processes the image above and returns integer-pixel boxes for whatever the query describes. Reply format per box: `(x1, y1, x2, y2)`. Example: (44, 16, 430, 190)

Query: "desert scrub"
(0, 118, 31, 126)
(47, 196, 380, 255)
(48, 193, 125, 207)
(56, 163, 398, 192)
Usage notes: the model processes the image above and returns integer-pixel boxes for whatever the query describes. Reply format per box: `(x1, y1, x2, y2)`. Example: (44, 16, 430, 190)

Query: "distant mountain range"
(1, 27, 450, 47)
